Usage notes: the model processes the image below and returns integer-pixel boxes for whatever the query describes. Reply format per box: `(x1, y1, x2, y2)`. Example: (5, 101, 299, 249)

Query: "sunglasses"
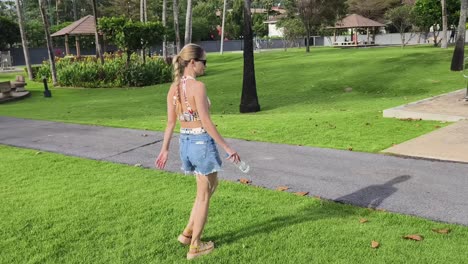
(195, 59, 206, 66)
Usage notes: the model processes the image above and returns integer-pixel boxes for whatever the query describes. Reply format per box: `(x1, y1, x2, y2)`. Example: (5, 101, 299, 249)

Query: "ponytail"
(172, 55, 184, 86)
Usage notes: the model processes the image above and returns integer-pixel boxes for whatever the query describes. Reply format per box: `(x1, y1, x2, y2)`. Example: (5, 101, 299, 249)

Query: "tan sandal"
(187, 241, 215, 260)
(177, 233, 192, 245)
(178, 228, 192, 245)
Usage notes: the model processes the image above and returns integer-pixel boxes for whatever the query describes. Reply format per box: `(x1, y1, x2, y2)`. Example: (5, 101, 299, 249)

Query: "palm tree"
(162, 0, 167, 58)
(441, 0, 448, 49)
(38, 0, 57, 85)
(15, 0, 33, 80)
(173, 0, 181, 53)
(140, 0, 147, 61)
(184, 0, 193, 44)
(451, 0, 467, 71)
(91, 0, 104, 64)
(240, 0, 260, 113)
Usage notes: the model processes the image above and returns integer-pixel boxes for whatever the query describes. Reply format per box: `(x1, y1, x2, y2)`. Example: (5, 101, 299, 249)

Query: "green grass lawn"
(1, 145, 467, 263)
(0, 46, 461, 153)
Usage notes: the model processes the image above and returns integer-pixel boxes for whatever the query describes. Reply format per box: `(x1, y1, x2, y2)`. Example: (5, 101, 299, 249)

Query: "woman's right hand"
(155, 149, 169, 169)
(224, 146, 240, 164)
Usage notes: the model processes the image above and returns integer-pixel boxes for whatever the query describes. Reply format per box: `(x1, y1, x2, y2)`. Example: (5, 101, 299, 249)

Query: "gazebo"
(51, 15, 97, 57)
(330, 14, 385, 47)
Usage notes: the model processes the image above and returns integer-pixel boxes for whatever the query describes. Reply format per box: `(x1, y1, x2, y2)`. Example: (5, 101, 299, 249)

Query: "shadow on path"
(335, 175, 411, 208)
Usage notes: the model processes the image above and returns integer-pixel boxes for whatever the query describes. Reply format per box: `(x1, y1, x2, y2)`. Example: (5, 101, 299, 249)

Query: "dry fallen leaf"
(276, 186, 289, 191)
(371, 241, 380, 248)
(403, 234, 423, 241)
(141, 134, 148, 137)
(360, 218, 368, 223)
(313, 195, 321, 200)
(432, 228, 451, 234)
(239, 178, 251, 184)
(294, 191, 309, 196)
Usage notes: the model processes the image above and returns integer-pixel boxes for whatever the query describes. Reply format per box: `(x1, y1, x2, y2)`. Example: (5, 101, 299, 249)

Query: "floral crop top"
(173, 76, 210, 122)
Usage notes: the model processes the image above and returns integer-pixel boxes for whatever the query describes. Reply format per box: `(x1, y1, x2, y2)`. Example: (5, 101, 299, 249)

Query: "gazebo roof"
(51, 15, 96, 37)
(331, 14, 385, 29)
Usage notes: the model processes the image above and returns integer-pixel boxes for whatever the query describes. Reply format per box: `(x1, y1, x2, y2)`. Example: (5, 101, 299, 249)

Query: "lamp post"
(240, 35, 244, 51)
(42, 76, 52, 98)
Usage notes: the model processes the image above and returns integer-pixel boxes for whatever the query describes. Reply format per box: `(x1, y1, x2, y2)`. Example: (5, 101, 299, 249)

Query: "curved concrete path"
(1, 116, 467, 225)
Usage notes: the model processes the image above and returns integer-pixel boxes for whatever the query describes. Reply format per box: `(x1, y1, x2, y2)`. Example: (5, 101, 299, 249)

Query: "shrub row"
(34, 53, 172, 88)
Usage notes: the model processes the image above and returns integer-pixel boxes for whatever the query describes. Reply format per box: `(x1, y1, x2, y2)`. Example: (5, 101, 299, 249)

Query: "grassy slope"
(0, 46, 461, 152)
(1, 145, 467, 263)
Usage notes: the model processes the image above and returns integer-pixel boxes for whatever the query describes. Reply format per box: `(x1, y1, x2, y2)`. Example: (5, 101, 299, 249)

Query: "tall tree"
(15, 0, 33, 80)
(0, 0, 16, 19)
(451, 0, 467, 71)
(91, 0, 104, 64)
(38, 0, 57, 85)
(385, 5, 413, 47)
(184, 0, 193, 44)
(441, 0, 448, 48)
(412, 0, 460, 46)
(346, 0, 400, 22)
(140, 0, 147, 61)
(162, 0, 167, 58)
(240, 0, 260, 113)
(173, 0, 181, 52)
(295, 0, 342, 52)
(0, 16, 20, 50)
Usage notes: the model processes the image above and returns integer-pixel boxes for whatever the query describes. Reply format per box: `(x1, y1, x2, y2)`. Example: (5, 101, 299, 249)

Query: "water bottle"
(225, 154, 250, 173)
(237, 160, 250, 174)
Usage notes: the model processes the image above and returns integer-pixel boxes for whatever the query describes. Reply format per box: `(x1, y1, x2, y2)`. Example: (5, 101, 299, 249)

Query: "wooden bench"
(0, 81, 12, 97)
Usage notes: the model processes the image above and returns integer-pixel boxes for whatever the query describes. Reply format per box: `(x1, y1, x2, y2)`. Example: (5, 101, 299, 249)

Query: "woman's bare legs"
(184, 172, 218, 246)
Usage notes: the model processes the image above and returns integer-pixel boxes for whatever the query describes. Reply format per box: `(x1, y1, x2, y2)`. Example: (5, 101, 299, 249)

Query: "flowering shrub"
(37, 53, 172, 88)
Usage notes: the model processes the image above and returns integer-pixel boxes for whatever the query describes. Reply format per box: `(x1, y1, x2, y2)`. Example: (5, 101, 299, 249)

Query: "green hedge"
(36, 53, 172, 88)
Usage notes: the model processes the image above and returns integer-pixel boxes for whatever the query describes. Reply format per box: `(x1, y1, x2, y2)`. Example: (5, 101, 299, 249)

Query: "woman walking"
(155, 44, 241, 260)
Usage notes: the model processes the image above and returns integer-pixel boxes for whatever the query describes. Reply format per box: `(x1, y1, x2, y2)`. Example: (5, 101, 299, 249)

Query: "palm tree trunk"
(144, 0, 147, 22)
(38, 0, 57, 85)
(15, 0, 33, 80)
(173, 0, 181, 53)
(240, 0, 260, 113)
(72, 0, 81, 57)
(451, 0, 468, 71)
(91, 0, 104, 64)
(220, 0, 227, 54)
(441, 0, 448, 48)
(162, 0, 167, 58)
(140, 0, 146, 62)
(184, 0, 193, 45)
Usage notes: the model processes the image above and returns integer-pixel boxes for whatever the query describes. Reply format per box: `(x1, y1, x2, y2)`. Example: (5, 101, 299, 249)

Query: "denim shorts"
(179, 132, 222, 175)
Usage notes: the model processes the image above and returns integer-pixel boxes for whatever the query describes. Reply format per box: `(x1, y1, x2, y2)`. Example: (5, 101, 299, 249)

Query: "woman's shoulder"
(192, 80, 206, 90)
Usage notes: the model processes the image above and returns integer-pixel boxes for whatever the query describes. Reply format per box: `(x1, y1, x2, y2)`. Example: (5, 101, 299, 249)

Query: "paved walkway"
(1, 116, 467, 225)
(383, 89, 468, 163)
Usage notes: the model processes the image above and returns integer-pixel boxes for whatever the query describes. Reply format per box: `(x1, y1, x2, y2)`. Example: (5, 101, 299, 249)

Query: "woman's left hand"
(155, 150, 169, 169)
(225, 147, 241, 164)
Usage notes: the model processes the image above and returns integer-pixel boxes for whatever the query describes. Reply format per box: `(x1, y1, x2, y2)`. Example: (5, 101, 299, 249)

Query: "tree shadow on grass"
(208, 175, 411, 246)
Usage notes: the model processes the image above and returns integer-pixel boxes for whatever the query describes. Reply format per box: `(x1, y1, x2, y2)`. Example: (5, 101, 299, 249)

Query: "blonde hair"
(172, 44, 205, 85)
(172, 44, 205, 116)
